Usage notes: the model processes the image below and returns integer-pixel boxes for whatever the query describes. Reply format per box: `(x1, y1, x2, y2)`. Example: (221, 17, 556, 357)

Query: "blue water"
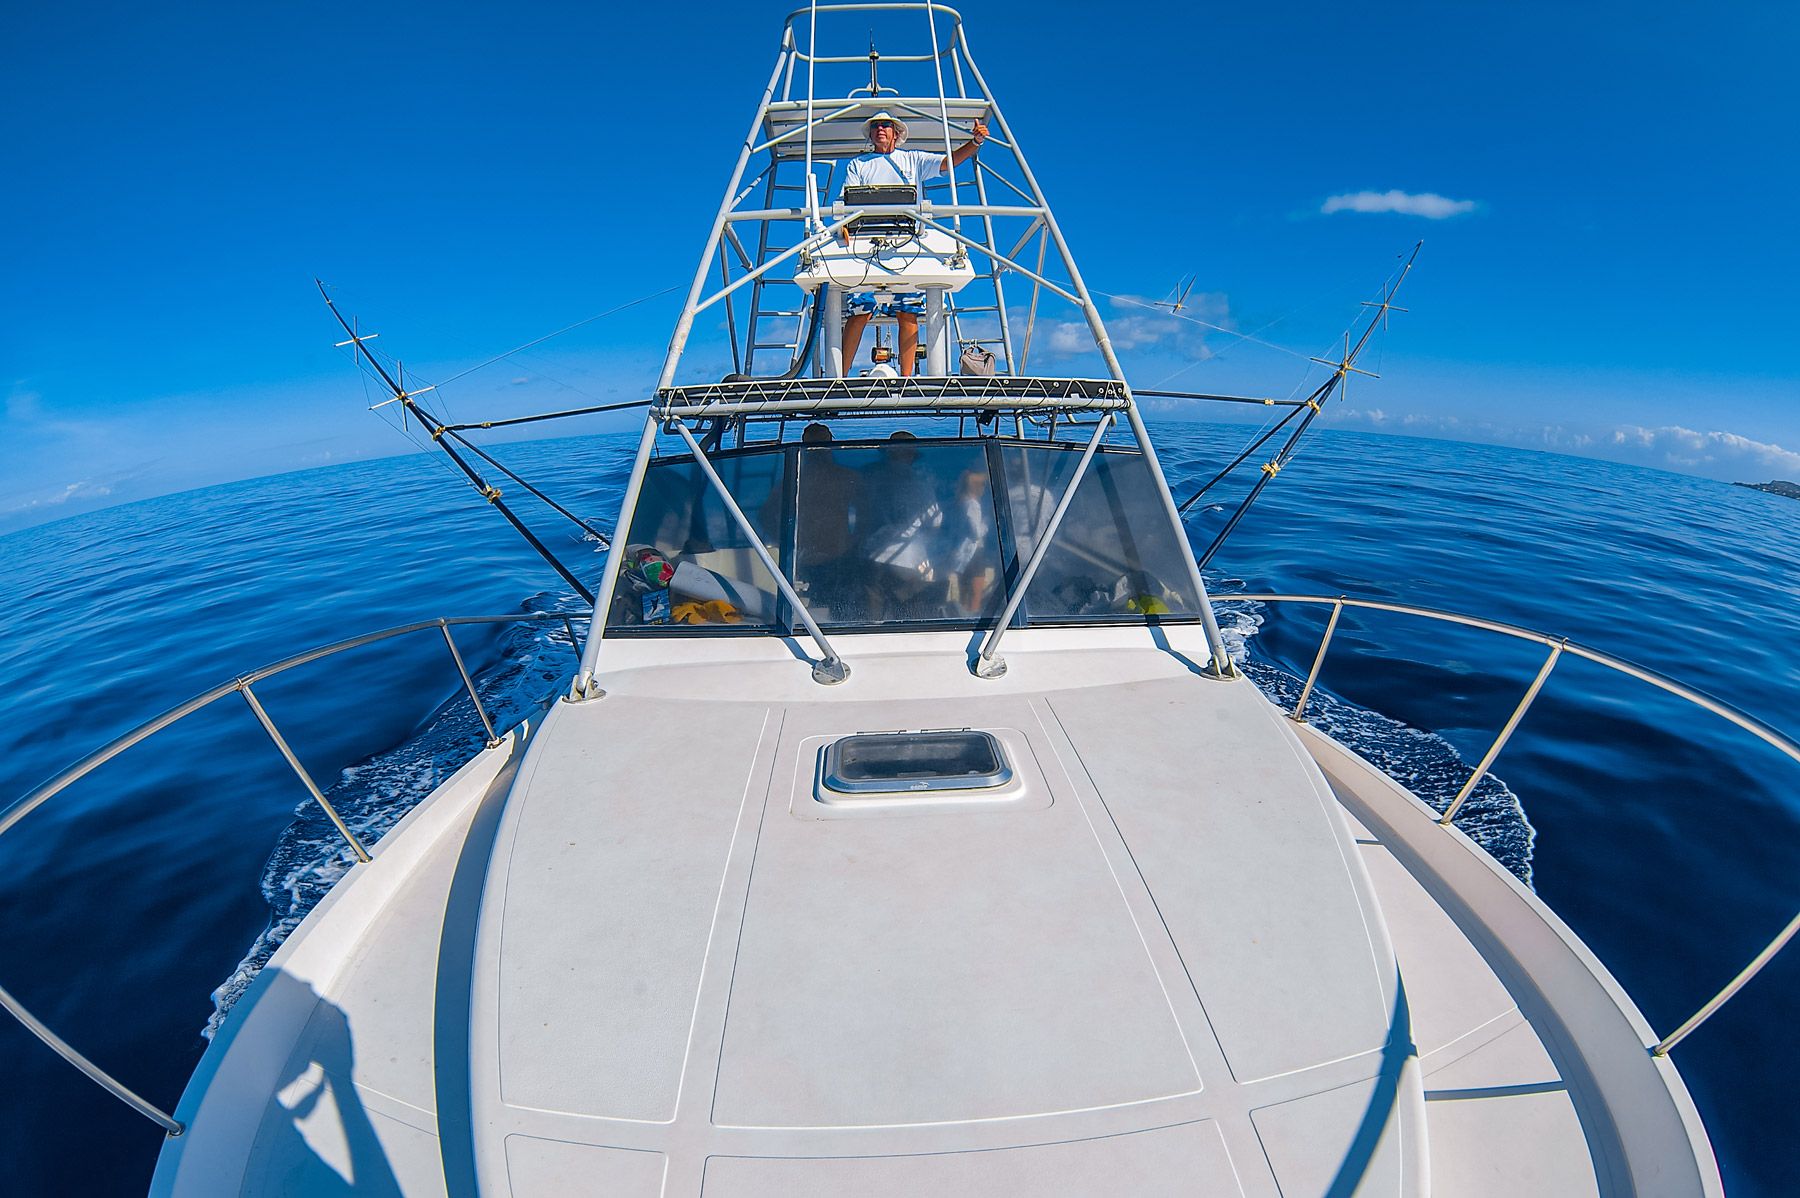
(1, 426, 1795, 1194)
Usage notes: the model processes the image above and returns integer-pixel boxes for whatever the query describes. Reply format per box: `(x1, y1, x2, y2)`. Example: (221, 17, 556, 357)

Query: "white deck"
(469, 634, 1412, 1195)
(149, 625, 1717, 1195)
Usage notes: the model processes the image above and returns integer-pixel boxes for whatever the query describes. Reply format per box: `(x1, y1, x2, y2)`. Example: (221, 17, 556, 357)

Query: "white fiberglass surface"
(456, 643, 1419, 1194)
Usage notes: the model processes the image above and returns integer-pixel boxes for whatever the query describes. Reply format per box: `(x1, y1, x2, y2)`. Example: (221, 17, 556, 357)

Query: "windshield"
(605, 451, 786, 629)
(998, 443, 1202, 620)
(793, 440, 1004, 626)
(604, 435, 1199, 633)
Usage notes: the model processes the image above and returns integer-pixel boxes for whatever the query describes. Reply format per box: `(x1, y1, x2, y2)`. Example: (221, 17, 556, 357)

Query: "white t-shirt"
(841, 149, 944, 197)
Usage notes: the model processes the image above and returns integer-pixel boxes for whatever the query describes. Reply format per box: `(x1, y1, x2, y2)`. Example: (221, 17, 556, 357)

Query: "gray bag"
(959, 344, 997, 377)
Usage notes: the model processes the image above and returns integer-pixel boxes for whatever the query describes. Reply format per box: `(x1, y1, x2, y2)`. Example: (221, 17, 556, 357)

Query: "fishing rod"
(439, 429, 611, 548)
(317, 280, 598, 605)
(1186, 242, 1421, 571)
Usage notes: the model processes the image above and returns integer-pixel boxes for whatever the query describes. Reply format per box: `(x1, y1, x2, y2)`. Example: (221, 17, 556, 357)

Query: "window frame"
(603, 434, 1206, 638)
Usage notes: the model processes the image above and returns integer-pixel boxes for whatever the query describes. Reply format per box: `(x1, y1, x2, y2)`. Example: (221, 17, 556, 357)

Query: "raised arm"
(940, 117, 990, 171)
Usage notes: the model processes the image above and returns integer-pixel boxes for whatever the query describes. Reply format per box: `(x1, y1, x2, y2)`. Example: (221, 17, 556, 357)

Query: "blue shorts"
(846, 292, 925, 317)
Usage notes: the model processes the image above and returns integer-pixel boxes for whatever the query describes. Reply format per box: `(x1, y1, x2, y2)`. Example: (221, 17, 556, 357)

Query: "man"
(839, 110, 989, 376)
(770, 422, 866, 619)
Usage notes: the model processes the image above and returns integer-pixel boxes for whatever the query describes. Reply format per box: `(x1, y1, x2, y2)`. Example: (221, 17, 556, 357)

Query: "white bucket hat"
(862, 110, 909, 146)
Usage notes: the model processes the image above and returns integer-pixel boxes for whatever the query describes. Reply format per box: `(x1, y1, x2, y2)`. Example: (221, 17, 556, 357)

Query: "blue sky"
(3, 1, 1796, 533)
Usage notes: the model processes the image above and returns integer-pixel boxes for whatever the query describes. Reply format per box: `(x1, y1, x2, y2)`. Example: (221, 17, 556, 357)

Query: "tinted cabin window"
(793, 440, 1004, 627)
(999, 445, 1200, 620)
(604, 438, 1203, 634)
(606, 450, 786, 629)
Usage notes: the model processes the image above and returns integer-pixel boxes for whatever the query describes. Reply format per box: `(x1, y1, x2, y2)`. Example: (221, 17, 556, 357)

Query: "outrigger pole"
(317, 281, 598, 605)
(1183, 243, 1422, 569)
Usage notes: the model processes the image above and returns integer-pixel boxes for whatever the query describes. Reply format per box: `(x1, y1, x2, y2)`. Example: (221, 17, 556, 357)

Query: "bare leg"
(842, 312, 871, 375)
(897, 312, 919, 377)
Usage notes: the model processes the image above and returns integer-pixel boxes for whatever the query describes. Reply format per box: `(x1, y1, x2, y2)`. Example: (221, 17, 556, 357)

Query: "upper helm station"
(579, 4, 1236, 688)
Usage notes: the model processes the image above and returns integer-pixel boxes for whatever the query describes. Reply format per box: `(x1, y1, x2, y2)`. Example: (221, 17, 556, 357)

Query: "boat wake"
(205, 594, 585, 1038)
(1212, 598, 1538, 887)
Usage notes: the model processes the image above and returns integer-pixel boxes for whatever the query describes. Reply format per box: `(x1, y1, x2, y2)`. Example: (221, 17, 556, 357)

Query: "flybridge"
(313, 3, 1425, 709)
(656, 3, 1118, 390)
(558, 1, 1243, 692)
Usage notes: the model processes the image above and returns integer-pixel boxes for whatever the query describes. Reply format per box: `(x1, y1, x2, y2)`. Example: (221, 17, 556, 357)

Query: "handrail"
(1226, 591, 1800, 1059)
(0, 609, 587, 1135)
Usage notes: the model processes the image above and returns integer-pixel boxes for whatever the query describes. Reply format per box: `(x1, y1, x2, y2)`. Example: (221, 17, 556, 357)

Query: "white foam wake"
(205, 596, 585, 1038)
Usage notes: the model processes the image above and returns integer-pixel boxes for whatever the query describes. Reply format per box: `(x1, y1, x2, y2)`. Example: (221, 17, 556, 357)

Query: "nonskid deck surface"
(160, 636, 1605, 1196)
(158, 640, 1620, 1187)
(471, 643, 1411, 1195)
(1332, 799, 1599, 1196)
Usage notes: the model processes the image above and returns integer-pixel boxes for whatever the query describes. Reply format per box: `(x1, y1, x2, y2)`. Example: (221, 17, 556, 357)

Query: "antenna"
(1180, 243, 1424, 568)
(868, 33, 881, 94)
(1153, 274, 1198, 313)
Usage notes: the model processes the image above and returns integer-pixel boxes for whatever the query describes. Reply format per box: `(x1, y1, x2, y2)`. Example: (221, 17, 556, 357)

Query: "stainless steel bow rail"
(1232, 592, 1800, 1059)
(0, 610, 587, 1136)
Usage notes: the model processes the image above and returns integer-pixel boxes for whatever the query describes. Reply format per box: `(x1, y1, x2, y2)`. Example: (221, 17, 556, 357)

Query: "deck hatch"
(823, 730, 1012, 794)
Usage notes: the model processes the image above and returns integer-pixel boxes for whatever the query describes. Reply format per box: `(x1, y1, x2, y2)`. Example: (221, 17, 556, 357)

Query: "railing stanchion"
(974, 412, 1114, 678)
(440, 620, 501, 748)
(1440, 639, 1563, 826)
(1291, 597, 1344, 722)
(0, 610, 574, 1129)
(1654, 908, 1800, 1056)
(239, 683, 372, 863)
(560, 616, 584, 659)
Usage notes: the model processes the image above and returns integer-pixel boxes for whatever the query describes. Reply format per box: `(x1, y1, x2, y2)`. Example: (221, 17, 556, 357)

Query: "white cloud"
(1612, 425, 1800, 479)
(1, 480, 113, 516)
(1037, 292, 1229, 362)
(1042, 321, 1092, 357)
(1320, 409, 1800, 483)
(1322, 190, 1477, 219)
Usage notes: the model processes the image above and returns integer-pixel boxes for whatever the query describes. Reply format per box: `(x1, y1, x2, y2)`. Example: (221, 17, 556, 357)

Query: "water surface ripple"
(0, 426, 1794, 1195)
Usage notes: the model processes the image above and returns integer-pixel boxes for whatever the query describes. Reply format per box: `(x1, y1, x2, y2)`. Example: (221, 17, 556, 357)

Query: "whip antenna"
(1181, 242, 1422, 569)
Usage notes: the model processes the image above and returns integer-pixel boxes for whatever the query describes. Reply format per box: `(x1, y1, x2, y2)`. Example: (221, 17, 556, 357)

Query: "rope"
(491, 351, 630, 408)
(432, 285, 681, 389)
(1176, 401, 1307, 512)
(1093, 288, 1313, 361)
(444, 430, 611, 548)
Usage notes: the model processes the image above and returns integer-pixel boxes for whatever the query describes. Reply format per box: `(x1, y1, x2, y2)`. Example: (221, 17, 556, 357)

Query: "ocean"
(0, 424, 1794, 1194)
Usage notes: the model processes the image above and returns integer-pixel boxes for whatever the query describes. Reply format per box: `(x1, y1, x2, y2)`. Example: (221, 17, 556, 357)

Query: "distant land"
(1734, 479, 1800, 500)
